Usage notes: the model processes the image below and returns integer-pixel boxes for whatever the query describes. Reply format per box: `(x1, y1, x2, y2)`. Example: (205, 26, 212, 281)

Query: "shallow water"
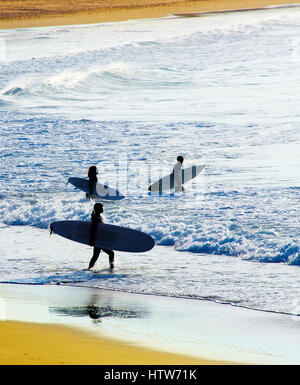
(0, 8, 299, 314)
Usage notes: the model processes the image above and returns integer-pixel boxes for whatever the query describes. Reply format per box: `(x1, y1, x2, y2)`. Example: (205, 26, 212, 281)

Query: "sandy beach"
(0, 283, 228, 365)
(1, 321, 207, 365)
(0, 0, 299, 29)
(2, 281, 300, 365)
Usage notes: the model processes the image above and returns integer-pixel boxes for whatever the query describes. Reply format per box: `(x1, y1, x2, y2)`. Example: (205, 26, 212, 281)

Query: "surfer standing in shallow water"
(173, 155, 184, 192)
(87, 165, 98, 199)
(88, 203, 115, 270)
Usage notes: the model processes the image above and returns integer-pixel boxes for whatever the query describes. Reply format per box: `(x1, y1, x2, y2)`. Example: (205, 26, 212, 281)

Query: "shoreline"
(0, 283, 232, 365)
(0, 0, 299, 29)
(1, 227, 300, 364)
(2, 282, 300, 364)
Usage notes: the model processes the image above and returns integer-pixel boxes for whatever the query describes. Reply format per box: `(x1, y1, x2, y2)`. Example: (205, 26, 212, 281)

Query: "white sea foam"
(0, 8, 300, 313)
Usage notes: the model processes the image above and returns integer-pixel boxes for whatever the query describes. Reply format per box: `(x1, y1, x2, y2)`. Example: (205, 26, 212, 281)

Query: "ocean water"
(0, 7, 299, 316)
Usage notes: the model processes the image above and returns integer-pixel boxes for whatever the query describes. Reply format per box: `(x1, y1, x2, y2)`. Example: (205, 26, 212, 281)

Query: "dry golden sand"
(0, 320, 227, 365)
(0, 0, 299, 29)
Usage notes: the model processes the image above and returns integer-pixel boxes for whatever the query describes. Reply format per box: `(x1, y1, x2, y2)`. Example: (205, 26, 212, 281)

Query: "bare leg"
(102, 249, 115, 269)
(88, 247, 101, 269)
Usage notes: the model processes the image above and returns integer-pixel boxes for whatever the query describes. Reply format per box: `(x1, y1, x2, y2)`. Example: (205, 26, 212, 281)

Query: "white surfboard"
(50, 220, 155, 253)
(148, 165, 205, 193)
(67, 177, 125, 200)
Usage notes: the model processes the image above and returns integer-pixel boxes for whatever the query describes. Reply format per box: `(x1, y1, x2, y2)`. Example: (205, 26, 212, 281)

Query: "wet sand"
(0, 283, 229, 365)
(1, 283, 300, 364)
(0, 0, 299, 29)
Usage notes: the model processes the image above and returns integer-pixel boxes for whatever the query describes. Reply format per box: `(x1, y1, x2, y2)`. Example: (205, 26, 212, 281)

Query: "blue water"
(0, 7, 300, 314)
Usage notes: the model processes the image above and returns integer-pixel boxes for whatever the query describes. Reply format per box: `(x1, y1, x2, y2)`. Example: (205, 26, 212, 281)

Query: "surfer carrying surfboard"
(173, 155, 184, 192)
(87, 165, 98, 199)
(88, 203, 115, 270)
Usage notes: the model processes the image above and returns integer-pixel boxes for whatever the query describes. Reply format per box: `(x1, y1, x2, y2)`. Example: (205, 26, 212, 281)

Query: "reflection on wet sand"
(49, 294, 149, 322)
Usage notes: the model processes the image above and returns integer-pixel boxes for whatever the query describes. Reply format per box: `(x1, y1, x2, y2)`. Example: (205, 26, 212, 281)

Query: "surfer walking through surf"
(173, 155, 184, 192)
(87, 165, 98, 199)
(88, 203, 115, 270)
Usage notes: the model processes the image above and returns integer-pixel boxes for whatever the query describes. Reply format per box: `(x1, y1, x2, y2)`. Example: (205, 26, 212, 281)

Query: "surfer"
(87, 165, 98, 199)
(173, 155, 184, 192)
(88, 202, 115, 270)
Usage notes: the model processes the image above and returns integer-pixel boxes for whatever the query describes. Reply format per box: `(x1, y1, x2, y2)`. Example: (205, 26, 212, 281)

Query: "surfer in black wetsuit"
(88, 203, 115, 270)
(87, 165, 98, 199)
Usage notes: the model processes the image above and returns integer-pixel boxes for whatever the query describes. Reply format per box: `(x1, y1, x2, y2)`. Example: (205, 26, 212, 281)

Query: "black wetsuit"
(88, 210, 114, 269)
(88, 174, 98, 196)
